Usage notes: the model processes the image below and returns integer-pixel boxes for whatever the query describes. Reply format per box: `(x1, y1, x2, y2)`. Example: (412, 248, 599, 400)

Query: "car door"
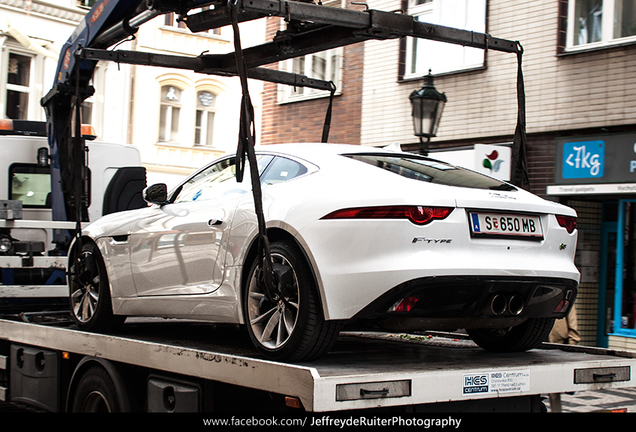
(129, 156, 264, 297)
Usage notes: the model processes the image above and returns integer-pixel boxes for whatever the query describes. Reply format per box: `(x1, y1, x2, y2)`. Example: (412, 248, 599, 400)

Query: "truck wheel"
(70, 366, 130, 412)
(243, 240, 341, 362)
(69, 241, 125, 332)
(467, 318, 555, 352)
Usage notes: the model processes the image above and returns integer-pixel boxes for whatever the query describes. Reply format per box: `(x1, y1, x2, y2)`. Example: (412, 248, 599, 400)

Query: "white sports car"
(69, 143, 579, 361)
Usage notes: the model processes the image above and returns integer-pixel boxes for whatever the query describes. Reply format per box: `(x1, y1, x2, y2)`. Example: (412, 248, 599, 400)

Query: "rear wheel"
(70, 365, 134, 412)
(243, 240, 341, 362)
(467, 317, 555, 352)
(69, 241, 125, 332)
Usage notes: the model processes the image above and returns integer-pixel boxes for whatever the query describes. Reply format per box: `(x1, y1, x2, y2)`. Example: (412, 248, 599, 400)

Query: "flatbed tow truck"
(1, 0, 635, 416)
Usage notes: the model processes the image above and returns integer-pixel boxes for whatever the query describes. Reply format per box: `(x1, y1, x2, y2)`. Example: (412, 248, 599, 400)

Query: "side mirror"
(143, 183, 168, 205)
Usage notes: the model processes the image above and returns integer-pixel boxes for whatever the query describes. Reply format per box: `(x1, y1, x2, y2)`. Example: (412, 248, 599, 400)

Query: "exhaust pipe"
(482, 294, 525, 316)
(483, 294, 507, 316)
(508, 295, 525, 316)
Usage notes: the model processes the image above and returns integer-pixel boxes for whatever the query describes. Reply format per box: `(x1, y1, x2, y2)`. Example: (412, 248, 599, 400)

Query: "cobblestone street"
(547, 387, 636, 413)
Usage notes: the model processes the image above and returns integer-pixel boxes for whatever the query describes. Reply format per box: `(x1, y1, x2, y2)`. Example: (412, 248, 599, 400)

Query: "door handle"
(208, 218, 223, 226)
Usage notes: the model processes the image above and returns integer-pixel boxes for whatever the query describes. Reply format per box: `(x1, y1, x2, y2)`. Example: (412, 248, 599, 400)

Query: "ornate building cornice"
(0, 0, 86, 24)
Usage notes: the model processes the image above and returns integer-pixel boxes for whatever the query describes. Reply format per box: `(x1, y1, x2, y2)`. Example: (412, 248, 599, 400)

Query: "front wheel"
(243, 240, 341, 362)
(467, 318, 555, 352)
(69, 241, 125, 332)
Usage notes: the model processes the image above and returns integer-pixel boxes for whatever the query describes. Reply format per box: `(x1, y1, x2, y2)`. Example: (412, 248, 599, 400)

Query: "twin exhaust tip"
(483, 294, 524, 316)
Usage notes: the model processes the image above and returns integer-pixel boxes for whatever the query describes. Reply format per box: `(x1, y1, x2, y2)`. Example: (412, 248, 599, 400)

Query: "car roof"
(254, 143, 409, 163)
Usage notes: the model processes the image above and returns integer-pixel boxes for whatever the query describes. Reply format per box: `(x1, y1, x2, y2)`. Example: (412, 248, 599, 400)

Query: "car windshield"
(345, 153, 516, 191)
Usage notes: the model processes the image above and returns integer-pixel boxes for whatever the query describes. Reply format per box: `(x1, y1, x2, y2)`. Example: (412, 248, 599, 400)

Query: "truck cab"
(0, 119, 147, 311)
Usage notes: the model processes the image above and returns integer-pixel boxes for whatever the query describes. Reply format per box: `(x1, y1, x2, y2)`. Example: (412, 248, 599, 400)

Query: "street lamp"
(409, 70, 447, 155)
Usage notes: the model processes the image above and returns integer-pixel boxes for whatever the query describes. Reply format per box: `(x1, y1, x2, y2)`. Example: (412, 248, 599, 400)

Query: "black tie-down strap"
(321, 81, 337, 143)
(511, 42, 529, 190)
(229, 0, 338, 300)
(229, 0, 277, 296)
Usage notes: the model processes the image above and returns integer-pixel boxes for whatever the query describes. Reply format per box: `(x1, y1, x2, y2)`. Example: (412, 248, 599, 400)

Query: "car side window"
(172, 155, 274, 203)
(261, 156, 308, 185)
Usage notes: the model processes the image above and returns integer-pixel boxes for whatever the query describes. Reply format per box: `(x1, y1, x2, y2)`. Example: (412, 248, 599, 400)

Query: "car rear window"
(345, 154, 516, 191)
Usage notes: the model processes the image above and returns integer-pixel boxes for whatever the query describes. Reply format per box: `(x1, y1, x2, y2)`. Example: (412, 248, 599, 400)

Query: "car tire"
(243, 240, 341, 362)
(69, 241, 125, 332)
(467, 317, 555, 352)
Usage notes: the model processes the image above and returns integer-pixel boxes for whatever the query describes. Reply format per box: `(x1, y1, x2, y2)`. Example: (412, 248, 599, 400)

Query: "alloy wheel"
(70, 249, 101, 323)
(246, 253, 300, 350)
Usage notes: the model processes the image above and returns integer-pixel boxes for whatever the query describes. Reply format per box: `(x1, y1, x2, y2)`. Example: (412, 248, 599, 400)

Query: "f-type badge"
(412, 237, 452, 244)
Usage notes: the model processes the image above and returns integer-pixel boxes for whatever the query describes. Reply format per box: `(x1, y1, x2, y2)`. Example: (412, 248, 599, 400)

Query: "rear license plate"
(469, 212, 543, 239)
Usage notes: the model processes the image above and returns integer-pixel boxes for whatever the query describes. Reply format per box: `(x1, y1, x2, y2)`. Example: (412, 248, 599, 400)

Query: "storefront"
(548, 131, 636, 351)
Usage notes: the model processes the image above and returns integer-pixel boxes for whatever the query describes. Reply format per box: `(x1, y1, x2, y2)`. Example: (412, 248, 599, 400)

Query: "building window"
(5, 53, 32, 120)
(164, 12, 187, 29)
(77, 0, 98, 8)
(567, 0, 636, 49)
(159, 85, 182, 142)
(195, 90, 216, 146)
(405, 0, 486, 77)
(278, 0, 343, 102)
(279, 48, 342, 102)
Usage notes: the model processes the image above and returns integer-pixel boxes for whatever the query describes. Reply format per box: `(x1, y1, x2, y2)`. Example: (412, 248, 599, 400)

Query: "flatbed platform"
(1, 317, 635, 412)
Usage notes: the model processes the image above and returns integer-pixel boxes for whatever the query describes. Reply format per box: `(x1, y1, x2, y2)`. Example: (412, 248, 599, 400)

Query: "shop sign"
(561, 140, 604, 179)
(555, 133, 636, 184)
(432, 144, 511, 181)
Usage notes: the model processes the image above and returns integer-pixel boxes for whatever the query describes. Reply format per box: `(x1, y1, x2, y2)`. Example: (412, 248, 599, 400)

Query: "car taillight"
(555, 215, 577, 234)
(322, 206, 453, 225)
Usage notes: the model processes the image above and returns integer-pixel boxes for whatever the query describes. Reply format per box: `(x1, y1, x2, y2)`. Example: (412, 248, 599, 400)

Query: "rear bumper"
(348, 276, 578, 331)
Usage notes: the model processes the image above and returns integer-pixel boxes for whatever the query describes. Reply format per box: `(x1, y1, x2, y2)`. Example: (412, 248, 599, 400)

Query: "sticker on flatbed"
(462, 370, 530, 395)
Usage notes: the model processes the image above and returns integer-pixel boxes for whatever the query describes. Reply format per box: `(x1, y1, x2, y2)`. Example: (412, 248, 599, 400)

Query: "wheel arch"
(67, 236, 101, 270)
(67, 235, 112, 300)
(65, 356, 138, 412)
(239, 227, 328, 320)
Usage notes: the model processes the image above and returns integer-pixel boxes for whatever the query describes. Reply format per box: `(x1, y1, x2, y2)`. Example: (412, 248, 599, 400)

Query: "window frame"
(194, 89, 218, 147)
(4, 50, 34, 120)
(277, 0, 344, 103)
(565, 0, 636, 52)
(402, 0, 487, 79)
(279, 48, 343, 103)
(158, 84, 184, 143)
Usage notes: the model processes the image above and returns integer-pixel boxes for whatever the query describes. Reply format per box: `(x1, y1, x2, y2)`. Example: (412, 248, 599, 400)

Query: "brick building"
(260, 1, 365, 146)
